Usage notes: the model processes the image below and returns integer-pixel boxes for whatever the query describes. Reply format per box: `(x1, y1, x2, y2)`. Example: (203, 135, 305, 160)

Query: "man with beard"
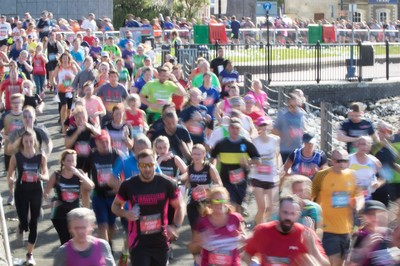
(243, 195, 329, 265)
(312, 148, 363, 266)
(111, 149, 185, 266)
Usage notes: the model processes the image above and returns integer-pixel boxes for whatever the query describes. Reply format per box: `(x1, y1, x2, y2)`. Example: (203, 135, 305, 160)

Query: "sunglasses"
(138, 162, 155, 168)
(334, 159, 349, 163)
(211, 199, 227, 204)
(23, 114, 33, 119)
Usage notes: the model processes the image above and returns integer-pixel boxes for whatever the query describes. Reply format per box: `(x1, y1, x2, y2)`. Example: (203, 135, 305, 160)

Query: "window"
(353, 12, 361, 22)
(379, 12, 387, 23)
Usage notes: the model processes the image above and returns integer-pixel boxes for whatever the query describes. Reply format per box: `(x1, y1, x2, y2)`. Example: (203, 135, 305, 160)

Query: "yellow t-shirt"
(312, 167, 357, 234)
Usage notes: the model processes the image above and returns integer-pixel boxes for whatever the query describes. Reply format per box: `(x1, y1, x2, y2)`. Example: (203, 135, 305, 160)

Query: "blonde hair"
(153, 136, 170, 152)
(201, 186, 234, 216)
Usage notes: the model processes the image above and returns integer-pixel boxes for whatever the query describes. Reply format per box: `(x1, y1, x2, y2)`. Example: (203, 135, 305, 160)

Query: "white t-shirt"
(81, 19, 97, 31)
(249, 135, 280, 183)
(0, 22, 12, 40)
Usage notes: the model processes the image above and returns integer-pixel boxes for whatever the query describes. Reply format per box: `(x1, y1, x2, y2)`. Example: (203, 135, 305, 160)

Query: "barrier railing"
(175, 41, 400, 84)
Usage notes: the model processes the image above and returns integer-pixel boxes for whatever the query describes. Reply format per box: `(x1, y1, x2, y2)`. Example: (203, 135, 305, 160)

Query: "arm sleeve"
(210, 141, 220, 159)
(53, 246, 67, 266)
(247, 141, 261, 159)
(99, 240, 116, 266)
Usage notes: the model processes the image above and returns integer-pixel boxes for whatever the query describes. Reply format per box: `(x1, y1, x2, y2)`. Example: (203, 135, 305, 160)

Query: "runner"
(84, 130, 122, 248)
(312, 148, 364, 266)
(111, 149, 185, 266)
(188, 186, 245, 266)
(210, 117, 260, 213)
(283, 133, 327, 179)
(243, 196, 329, 265)
(53, 208, 115, 266)
(44, 150, 94, 244)
(7, 129, 48, 266)
(249, 116, 281, 224)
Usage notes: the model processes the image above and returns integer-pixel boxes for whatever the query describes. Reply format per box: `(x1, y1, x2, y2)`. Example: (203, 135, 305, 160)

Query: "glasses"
(333, 159, 349, 163)
(138, 162, 155, 168)
(211, 199, 227, 204)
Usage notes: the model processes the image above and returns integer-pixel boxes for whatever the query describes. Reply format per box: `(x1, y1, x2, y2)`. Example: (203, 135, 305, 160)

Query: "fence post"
(278, 88, 283, 109)
(244, 73, 252, 94)
(386, 40, 389, 80)
(316, 41, 321, 84)
(358, 41, 363, 82)
(320, 102, 333, 156)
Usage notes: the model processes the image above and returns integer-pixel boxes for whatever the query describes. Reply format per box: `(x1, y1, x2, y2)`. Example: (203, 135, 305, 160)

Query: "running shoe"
(25, 253, 36, 266)
(7, 195, 14, 206)
(118, 253, 129, 266)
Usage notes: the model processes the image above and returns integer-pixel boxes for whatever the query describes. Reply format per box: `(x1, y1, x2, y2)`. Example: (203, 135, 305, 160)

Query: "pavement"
(2, 93, 257, 266)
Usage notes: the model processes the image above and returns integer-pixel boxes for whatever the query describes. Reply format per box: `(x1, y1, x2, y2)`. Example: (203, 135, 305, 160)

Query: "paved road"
(3, 93, 256, 266)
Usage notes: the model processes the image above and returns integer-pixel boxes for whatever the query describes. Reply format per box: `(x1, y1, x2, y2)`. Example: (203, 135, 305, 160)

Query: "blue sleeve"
(113, 157, 123, 180)
(179, 107, 191, 122)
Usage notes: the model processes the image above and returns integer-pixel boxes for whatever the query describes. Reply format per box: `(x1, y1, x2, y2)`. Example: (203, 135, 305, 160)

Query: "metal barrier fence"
(176, 41, 400, 84)
(70, 28, 400, 47)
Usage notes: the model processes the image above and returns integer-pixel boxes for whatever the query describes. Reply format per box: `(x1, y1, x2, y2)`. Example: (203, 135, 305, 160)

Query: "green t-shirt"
(140, 80, 178, 113)
(118, 68, 130, 83)
(102, 44, 121, 57)
(133, 54, 146, 75)
(191, 72, 221, 89)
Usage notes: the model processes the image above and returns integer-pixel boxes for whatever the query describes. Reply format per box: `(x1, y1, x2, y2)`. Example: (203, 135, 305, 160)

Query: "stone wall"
(0, 0, 113, 20)
(266, 80, 400, 105)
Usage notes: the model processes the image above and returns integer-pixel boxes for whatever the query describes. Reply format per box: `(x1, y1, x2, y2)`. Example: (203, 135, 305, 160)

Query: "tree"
(172, 0, 208, 20)
(113, 0, 171, 28)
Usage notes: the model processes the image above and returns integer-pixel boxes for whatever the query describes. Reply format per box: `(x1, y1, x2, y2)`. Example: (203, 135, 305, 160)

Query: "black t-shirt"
(52, 172, 81, 219)
(210, 57, 225, 77)
(66, 127, 94, 168)
(116, 174, 179, 249)
(85, 149, 121, 197)
(23, 94, 42, 110)
(15, 152, 43, 192)
(210, 137, 260, 183)
(151, 125, 192, 160)
(340, 119, 375, 152)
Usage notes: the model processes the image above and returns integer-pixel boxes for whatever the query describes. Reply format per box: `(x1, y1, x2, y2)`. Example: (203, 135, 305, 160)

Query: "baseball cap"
(363, 200, 386, 214)
(96, 130, 110, 141)
(255, 116, 272, 127)
(244, 94, 256, 103)
(230, 97, 244, 106)
(302, 133, 316, 143)
(101, 51, 109, 57)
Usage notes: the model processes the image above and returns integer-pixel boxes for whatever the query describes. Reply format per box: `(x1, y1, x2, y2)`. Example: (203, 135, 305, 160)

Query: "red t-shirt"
(245, 221, 326, 266)
(0, 78, 24, 111)
(196, 212, 243, 266)
(32, 54, 47, 76)
(83, 36, 95, 46)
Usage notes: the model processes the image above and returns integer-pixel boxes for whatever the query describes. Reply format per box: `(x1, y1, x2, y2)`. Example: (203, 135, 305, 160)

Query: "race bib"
(208, 250, 233, 266)
(97, 167, 113, 186)
(203, 97, 214, 106)
(331, 191, 350, 208)
(140, 213, 162, 235)
(21, 171, 39, 183)
(191, 187, 207, 202)
(229, 168, 245, 184)
(61, 189, 79, 202)
(257, 159, 272, 174)
(48, 53, 56, 61)
(297, 163, 317, 177)
(131, 126, 143, 136)
(188, 124, 203, 135)
(264, 256, 290, 265)
(74, 141, 91, 156)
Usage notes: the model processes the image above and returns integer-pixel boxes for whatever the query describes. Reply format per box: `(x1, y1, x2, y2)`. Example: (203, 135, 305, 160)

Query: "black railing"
(174, 41, 400, 84)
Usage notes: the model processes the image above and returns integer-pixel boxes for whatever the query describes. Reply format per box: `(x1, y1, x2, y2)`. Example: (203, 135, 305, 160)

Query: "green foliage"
(172, 0, 208, 19)
(113, 0, 171, 28)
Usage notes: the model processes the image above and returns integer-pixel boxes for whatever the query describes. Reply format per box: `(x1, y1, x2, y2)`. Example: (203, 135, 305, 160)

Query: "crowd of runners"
(1, 10, 400, 266)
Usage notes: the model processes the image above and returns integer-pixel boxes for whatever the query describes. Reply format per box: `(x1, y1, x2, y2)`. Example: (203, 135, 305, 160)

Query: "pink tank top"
(66, 238, 106, 266)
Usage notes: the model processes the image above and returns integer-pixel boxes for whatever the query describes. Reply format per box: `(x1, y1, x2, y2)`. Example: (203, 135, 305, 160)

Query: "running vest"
(291, 148, 323, 178)
(66, 238, 106, 266)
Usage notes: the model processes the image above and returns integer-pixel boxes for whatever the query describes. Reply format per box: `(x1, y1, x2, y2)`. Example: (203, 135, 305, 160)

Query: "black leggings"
(51, 218, 71, 245)
(15, 187, 43, 244)
(130, 246, 168, 266)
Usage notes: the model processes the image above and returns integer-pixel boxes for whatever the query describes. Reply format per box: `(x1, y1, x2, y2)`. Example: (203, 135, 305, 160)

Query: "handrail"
(0, 197, 12, 266)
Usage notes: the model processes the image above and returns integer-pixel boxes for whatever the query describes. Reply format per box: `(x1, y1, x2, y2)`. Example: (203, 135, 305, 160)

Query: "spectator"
(81, 13, 97, 32)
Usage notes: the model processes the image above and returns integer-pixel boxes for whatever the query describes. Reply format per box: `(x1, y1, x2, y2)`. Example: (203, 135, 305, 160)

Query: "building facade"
(284, 0, 398, 22)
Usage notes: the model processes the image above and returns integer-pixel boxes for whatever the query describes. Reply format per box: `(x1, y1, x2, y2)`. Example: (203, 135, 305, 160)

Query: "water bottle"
(132, 204, 140, 217)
